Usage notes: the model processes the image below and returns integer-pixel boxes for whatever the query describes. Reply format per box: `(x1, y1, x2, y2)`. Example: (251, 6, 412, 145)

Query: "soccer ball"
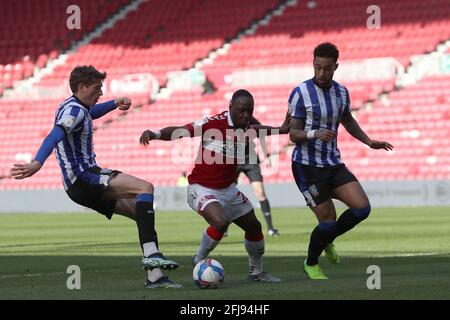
(193, 258, 225, 289)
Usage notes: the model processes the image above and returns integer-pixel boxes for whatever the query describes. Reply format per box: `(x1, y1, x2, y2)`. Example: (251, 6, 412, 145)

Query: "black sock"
(333, 209, 363, 241)
(306, 224, 336, 266)
(135, 195, 157, 249)
(260, 199, 274, 230)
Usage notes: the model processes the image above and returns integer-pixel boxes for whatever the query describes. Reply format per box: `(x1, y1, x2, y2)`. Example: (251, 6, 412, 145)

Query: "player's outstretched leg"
(333, 205, 371, 239)
(134, 193, 178, 270)
(322, 205, 370, 265)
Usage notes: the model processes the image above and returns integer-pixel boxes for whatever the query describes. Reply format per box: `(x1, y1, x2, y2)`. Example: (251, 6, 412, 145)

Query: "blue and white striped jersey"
(288, 78, 351, 167)
(54, 96, 97, 189)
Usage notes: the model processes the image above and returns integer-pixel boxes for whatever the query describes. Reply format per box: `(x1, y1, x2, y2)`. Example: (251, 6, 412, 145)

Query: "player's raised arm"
(90, 97, 131, 119)
(139, 126, 191, 145)
(340, 112, 393, 151)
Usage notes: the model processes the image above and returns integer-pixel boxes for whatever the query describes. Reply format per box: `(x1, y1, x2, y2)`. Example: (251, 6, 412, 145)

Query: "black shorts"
(66, 167, 121, 219)
(237, 163, 263, 182)
(291, 162, 357, 207)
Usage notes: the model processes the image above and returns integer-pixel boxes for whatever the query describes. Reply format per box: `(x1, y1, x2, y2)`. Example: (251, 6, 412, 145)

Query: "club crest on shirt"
(308, 184, 319, 197)
(62, 115, 76, 130)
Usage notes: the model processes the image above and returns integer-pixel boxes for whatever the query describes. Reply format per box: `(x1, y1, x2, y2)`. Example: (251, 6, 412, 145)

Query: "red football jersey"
(185, 111, 255, 189)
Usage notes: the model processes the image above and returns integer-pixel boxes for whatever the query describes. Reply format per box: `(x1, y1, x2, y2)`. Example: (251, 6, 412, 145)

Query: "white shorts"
(187, 183, 254, 222)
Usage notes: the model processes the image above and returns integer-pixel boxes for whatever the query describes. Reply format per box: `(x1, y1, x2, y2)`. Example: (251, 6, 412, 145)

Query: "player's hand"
(315, 128, 335, 142)
(139, 130, 157, 146)
(115, 97, 132, 110)
(368, 140, 394, 151)
(10, 160, 42, 179)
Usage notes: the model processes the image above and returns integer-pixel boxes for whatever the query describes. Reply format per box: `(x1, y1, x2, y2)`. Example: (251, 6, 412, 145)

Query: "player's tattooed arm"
(289, 118, 308, 143)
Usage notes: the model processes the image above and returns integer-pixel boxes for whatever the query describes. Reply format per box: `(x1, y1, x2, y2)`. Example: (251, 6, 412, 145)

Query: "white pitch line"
(0, 272, 63, 279)
(0, 268, 124, 280)
(364, 252, 445, 258)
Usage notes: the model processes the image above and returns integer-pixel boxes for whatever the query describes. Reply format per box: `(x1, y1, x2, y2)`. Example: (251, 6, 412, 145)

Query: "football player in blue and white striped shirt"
(288, 43, 393, 279)
(11, 66, 181, 289)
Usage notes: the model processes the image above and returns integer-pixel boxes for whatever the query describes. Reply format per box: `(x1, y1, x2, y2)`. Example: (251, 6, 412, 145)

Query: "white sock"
(194, 230, 220, 264)
(147, 268, 163, 282)
(244, 238, 264, 275)
(143, 242, 158, 257)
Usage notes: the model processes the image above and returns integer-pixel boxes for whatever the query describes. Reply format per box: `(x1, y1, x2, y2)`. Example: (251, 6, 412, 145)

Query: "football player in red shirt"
(140, 89, 289, 282)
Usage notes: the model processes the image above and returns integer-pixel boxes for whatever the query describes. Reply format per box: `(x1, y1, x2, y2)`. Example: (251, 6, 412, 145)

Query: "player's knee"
(247, 220, 262, 235)
(138, 181, 154, 195)
(351, 204, 371, 220)
(244, 219, 264, 241)
(215, 224, 228, 234)
(211, 219, 228, 234)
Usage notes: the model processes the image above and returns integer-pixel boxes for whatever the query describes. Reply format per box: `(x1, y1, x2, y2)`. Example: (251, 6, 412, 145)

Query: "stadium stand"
(0, 0, 449, 190)
(0, 0, 132, 94)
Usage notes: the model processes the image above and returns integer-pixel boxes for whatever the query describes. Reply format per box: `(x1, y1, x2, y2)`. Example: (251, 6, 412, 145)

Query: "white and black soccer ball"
(193, 258, 225, 289)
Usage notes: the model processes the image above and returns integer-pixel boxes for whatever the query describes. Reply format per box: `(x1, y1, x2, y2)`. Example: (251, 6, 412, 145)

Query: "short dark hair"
(313, 42, 339, 63)
(231, 89, 253, 104)
(69, 65, 106, 93)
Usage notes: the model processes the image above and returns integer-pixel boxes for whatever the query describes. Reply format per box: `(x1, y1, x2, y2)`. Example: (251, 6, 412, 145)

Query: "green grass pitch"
(0, 207, 449, 300)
